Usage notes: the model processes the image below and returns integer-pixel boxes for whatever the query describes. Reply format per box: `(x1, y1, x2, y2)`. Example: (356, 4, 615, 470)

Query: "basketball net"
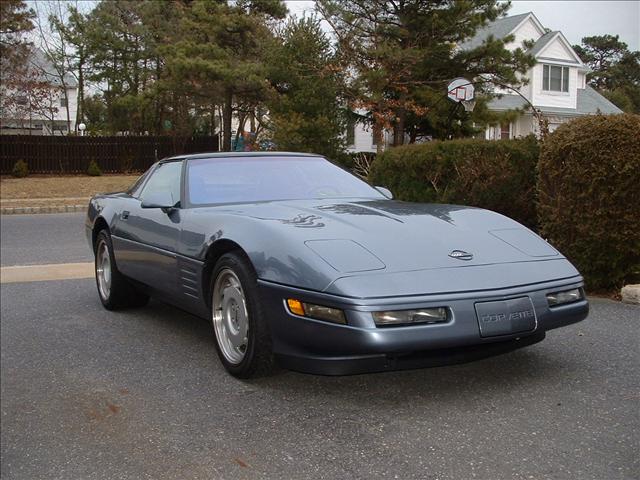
(461, 99, 476, 112)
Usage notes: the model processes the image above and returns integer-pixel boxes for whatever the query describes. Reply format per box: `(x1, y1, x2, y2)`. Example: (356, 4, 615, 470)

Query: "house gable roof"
(533, 31, 584, 65)
(461, 12, 585, 67)
(28, 48, 78, 88)
(528, 31, 557, 56)
(459, 12, 531, 50)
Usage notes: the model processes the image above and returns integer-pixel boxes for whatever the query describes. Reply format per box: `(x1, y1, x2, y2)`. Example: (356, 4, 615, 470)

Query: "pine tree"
(163, 0, 286, 150)
(267, 17, 347, 159)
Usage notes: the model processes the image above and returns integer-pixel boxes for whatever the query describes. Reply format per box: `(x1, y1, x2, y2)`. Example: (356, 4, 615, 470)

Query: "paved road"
(1, 213, 639, 479)
(0, 213, 91, 266)
(1, 279, 638, 480)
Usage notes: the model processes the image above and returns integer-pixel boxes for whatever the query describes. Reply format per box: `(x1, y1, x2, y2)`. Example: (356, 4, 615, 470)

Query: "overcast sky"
(285, 0, 640, 50)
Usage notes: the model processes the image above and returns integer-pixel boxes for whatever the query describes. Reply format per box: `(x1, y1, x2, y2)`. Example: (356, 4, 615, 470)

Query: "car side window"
(139, 161, 183, 206)
(128, 166, 154, 198)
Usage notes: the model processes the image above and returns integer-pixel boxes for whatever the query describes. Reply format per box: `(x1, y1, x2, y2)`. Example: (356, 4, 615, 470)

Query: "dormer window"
(543, 65, 569, 92)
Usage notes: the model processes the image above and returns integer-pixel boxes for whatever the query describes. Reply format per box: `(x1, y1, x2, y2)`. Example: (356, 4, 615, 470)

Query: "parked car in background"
(86, 152, 588, 377)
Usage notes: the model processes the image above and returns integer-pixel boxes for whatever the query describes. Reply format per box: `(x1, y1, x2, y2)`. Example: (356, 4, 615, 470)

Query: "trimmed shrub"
(87, 159, 103, 176)
(369, 136, 540, 228)
(538, 114, 640, 290)
(11, 159, 29, 178)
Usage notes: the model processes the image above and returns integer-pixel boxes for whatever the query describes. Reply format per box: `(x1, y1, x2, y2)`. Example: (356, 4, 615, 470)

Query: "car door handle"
(122, 210, 130, 220)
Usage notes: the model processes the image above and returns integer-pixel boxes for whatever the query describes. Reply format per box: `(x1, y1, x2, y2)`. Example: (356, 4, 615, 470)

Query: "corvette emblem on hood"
(449, 250, 473, 261)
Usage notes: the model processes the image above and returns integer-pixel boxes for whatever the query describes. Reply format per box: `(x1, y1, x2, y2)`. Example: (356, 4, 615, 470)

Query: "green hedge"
(369, 136, 540, 228)
(538, 114, 640, 290)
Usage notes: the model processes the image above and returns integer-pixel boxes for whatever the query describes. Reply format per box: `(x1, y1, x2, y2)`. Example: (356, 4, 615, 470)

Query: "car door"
(112, 160, 184, 293)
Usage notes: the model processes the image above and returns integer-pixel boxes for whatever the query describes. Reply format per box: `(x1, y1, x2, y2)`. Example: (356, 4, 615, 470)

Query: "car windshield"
(187, 156, 385, 205)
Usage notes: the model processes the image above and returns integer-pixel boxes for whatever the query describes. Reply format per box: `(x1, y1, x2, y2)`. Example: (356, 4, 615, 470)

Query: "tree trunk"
(409, 128, 417, 144)
(63, 87, 71, 135)
(154, 57, 162, 134)
(249, 108, 256, 132)
(210, 105, 216, 136)
(235, 112, 247, 147)
(374, 121, 384, 155)
(76, 54, 85, 132)
(393, 108, 406, 146)
(222, 90, 233, 151)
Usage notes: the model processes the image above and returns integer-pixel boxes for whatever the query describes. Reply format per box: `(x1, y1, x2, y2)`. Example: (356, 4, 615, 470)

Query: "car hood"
(204, 198, 561, 274)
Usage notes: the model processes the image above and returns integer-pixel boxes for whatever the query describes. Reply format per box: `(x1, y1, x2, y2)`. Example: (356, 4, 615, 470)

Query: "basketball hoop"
(461, 98, 476, 112)
(447, 77, 475, 107)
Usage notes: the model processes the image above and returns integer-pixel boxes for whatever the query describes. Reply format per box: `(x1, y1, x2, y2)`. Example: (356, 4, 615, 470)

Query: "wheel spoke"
(212, 269, 249, 365)
(96, 241, 111, 300)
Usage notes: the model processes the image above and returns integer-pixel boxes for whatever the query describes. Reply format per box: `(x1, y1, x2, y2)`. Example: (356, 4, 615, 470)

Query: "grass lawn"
(0, 174, 140, 208)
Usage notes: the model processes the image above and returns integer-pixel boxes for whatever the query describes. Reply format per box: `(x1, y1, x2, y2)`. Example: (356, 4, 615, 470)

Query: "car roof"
(162, 151, 324, 161)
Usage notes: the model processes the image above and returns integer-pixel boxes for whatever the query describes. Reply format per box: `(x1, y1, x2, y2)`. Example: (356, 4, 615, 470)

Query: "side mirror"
(141, 191, 176, 211)
(375, 186, 393, 199)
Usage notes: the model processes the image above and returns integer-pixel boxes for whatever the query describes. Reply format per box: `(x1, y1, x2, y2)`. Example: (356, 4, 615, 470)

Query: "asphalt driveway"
(0, 214, 638, 479)
(0, 213, 91, 266)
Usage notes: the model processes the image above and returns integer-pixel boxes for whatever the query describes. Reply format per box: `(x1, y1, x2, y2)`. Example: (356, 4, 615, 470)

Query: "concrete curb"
(0, 205, 86, 215)
(621, 284, 640, 305)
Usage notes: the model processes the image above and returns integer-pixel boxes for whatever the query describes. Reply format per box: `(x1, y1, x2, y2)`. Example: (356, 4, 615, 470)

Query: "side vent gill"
(179, 264, 200, 300)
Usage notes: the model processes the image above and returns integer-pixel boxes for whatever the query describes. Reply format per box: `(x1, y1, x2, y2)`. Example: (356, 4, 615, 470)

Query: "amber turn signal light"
(287, 298, 305, 316)
(286, 298, 346, 324)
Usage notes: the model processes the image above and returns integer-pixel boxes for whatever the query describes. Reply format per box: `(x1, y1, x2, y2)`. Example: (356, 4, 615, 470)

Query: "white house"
(345, 12, 622, 152)
(465, 12, 622, 139)
(345, 109, 394, 154)
(0, 49, 78, 136)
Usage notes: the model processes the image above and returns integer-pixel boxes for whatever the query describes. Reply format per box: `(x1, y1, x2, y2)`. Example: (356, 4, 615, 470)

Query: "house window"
(60, 97, 67, 107)
(543, 65, 569, 92)
(16, 95, 27, 105)
(500, 122, 510, 140)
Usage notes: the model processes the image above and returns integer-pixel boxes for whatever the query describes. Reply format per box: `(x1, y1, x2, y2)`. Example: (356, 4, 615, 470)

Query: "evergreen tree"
(163, 0, 286, 149)
(0, 0, 34, 76)
(267, 17, 347, 159)
(573, 35, 640, 113)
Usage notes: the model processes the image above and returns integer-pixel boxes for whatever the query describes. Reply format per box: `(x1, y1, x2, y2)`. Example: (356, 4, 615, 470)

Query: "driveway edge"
(1, 205, 86, 215)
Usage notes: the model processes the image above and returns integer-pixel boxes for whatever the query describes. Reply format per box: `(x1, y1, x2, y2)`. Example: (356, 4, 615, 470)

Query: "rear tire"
(210, 252, 274, 378)
(94, 230, 149, 310)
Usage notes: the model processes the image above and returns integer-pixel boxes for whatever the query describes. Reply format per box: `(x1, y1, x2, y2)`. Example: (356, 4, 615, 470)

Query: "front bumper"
(258, 277, 589, 375)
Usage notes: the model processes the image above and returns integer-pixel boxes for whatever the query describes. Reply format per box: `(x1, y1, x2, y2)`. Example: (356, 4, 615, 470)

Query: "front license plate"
(475, 297, 537, 337)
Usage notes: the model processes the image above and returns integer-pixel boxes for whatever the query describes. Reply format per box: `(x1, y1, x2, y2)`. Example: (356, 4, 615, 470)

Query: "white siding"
(518, 68, 533, 100)
(53, 87, 78, 125)
(346, 121, 397, 153)
(506, 17, 544, 51)
(537, 36, 578, 62)
(531, 63, 578, 109)
(577, 71, 587, 89)
(347, 122, 376, 153)
(513, 115, 536, 137)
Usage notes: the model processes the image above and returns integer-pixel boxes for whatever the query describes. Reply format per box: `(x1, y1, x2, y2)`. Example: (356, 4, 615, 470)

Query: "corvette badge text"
(481, 309, 535, 323)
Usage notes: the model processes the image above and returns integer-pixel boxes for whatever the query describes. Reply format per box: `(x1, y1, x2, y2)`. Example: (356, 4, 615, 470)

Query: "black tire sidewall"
(210, 252, 272, 378)
(94, 229, 148, 310)
(95, 231, 117, 309)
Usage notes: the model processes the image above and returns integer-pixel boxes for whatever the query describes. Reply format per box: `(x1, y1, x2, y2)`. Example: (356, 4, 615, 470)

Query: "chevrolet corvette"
(86, 152, 588, 377)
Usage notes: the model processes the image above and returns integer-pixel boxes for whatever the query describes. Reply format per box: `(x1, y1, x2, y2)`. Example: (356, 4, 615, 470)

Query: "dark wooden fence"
(0, 135, 219, 174)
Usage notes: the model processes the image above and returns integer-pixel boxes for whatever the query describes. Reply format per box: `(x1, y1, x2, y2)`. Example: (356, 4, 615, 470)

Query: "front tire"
(210, 252, 274, 378)
(94, 230, 149, 310)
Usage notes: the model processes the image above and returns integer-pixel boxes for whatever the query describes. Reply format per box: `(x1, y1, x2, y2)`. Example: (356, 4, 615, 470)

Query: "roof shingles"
(487, 87, 623, 115)
(459, 12, 530, 50)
